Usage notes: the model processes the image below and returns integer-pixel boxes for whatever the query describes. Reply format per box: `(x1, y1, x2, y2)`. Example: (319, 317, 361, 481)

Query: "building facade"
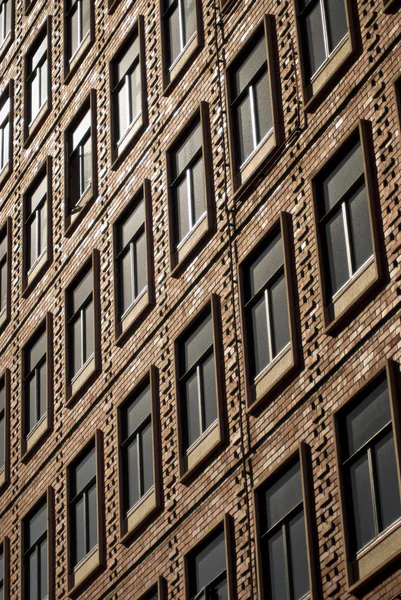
(0, 0, 401, 598)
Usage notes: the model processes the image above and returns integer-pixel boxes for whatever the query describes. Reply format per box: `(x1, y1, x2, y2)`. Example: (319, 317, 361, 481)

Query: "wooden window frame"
(0, 0, 14, 60)
(0, 537, 9, 600)
(0, 216, 11, 330)
(64, 90, 97, 236)
(64, 250, 101, 406)
(0, 369, 10, 492)
(66, 430, 105, 595)
(333, 359, 401, 591)
(109, 16, 147, 170)
(23, 16, 52, 147)
(311, 120, 384, 334)
(225, 15, 282, 197)
(63, 0, 95, 83)
(20, 487, 55, 600)
(184, 514, 236, 600)
(292, 0, 358, 112)
(22, 157, 52, 297)
(174, 295, 226, 482)
(166, 102, 215, 276)
(160, 0, 203, 95)
(117, 366, 162, 544)
(253, 442, 319, 600)
(0, 80, 13, 190)
(238, 212, 300, 413)
(20, 313, 53, 462)
(112, 179, 154, 345)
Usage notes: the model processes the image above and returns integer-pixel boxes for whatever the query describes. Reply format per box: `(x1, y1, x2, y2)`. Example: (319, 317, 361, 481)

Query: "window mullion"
(320, 0, 330, 57)
(264, 288, 274, 363)
(341, 201, 354, 278)
(249, 86, 258, 150)
(368, 446, 381, 536)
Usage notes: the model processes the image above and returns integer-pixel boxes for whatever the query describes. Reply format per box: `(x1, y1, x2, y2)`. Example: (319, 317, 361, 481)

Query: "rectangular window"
(23, 499, 48, 600)
(187, 526, 228, 599)
(67, 266, 94, 383)
(66, 0, 90, 62)
(0, 91, 10, 173)
(23, 328, 47, 437)
(0, 1, 12, 48)
(24, 173, 47, 277)
(67, 109, 91, 212)
(26, 30, 48, 127)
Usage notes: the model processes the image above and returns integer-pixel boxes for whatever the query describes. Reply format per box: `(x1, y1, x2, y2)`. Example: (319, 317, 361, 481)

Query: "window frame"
(134, 577, 167, 600)
(64, 250, 101, 405)
(159, 0, 203, 95)
(311, 120, 384, 334)
(112, 179, 154, 345)
(0, 537, 9, 600)
(64, 90, 97, 235)
(174, 294, 226, 482)
(166, 102, 215, 276)
(225, 15, 282, 196)
(292, 0, 357, 111)
(20, 313, 53, 462)
(184, 514, 235, 600)
(22, 157, 52, 297)
(109, 16, 147, 170)
(0, 80, 13, 189)
(0, 217, 11, 330)
(23, 16, 51, 146)
(238, 212, 300, 413)
(0, 0, 14, 60)
(0, 369, 10, 491)
(63, 0, 94, 82)
(20, 487, 55, 600)
(117, 366, 162, 543)
(334, 360, 401, 591)
(66, 430, 105, 594)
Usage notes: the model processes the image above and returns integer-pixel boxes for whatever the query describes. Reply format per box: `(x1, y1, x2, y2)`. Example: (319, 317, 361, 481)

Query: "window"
(23, 499, 48, 600)
(187, 525, 228, 599)
(226, 17, 281, 191)
(0, 88, 10, 175)
(0, 1, 12, 49)
(65, 0, 90, 64)
(25, 25, 49, 133)
(0, 220, 10, 328)
(312, 122, 382, 330)
(256, 454, 314, 600)
(167, 104, 214, 272)
(110, 19, 146, 165)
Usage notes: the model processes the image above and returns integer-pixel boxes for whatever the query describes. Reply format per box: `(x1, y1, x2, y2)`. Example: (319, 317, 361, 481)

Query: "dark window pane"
(183, 0, 196, 44)
(263, 460, 302, 531)
(88, 483, 97, 552)
(192, 156, 205, 225)
(84, 300, 94, 361)
(117, 37, 139, 81)
(247, 231, 282, 298)
(374, 431, 401, 532)
(348, 453, 375, 552)
(249, 295, 270, 378)
(0, 417, 4, 469)
(28, 549, 38, 600)
(235, 34, 266, 94)
(70, 151, 81, 208)
(141, 420, 154, 495)
(270, 272, 290, 357)
(202, 352, 217, 431)
(125, 385, 151, 438)
(322, 140, 363, 215)
(0, 260, 7, 311)
(175, 177, 190, 244)
(344, 377, 390, 458)
(27, 217, 37, 270)
(326, 0, 348, 51)
(289, 511, 309, 600)
(193, 530, 226, 593)
(29, 331, 46, 371)
(254, 68, 272, 142)
(72, 269, 92, 313)
(324, 207, 349, 296)
(348, 184, 373, 272)
(40, 539, 47, 600)
(28, 503, 46, 547)
(121, 200, 145, 248)
(214, 577, 228, 600)
(236, 93, 253, 165)
(135, 231, 147, 296)
(167, 7, 180, 66)
(73, 447, 95, 496)
(184, 312, 213, 372)
(73, 496, 85, 565)
(265, 528, 286, 600)
(39, 203, 47, 257)
(175, 122, 202, 175)
(39, 362, 47, 419)
(184, 370, 200, 449)
(28, 375, 37, 432)
(121, 249, 133, 314)
(126, 437, 139, 509)
(302, 3, 326, 81)
(69, 6, 79, 57)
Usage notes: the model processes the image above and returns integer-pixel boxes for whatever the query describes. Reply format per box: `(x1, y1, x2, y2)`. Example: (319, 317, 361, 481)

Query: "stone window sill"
(22, 413, 50, 462)
(69, 545, 103, 596)
(180, 420, 223, 482)
(120, 486, 159, 544)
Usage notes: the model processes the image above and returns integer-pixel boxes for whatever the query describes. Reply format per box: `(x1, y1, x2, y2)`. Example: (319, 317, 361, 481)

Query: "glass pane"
(183, 0, 196, 45)
(39, 362, 47, 418)
(135, 231, 147, 296)
(175, 177, 190, 245)
(72, 111, 91, 149)
(302, 3, 326, 81)
(125, 384, 151, 438)
(28, 549, 38, 600)
(270, 272, 290, 358)
(236, 93, 254, 165)
(235, 34, 266, 95)
(117, 37, 139, 80)
(249, 295, 270, 379)
(175, 122, 202, 175)
(201, 352, 217, 432)
(29, 331, 46, 371)
(184, 370, 200, 449)
(126, 437, 139, 509)
(30, 72, 40, 122)
(183, 312, 213, 372)
(321, 139, 363, 214)
(4, 2, 11, 41)
(88, 484, 97, 552)
(83, 136, 92, 191)
(69, 151, 81, 209)
(82, 0, 90, 39)
(254, 68, 272, 142)
(28, 375, 37, 432)
(72, 315, 82, 376)
(121, 250, 134, 315)
(116, 84, 129, 141)
(72, 269, 92, 313)
(214, 577, 228, 600)
(348, 184, 373, 273)
(73, 496, 85, 565)
(326, 0, 348, 51)
(40, 539, 47, 600)
(141, 420, 154, 495)
(39, 203, 47, 256)
(288, 511, 309, 600)
(28, 503, 46, 547)
(73, 447, 95, 496)
(121, 200, 145, 249)
(192, 156, 205, 225)
(31, 177, 47, 212)
(69, 6, 79, 57)
(374, 431, 401, 532)
(344, 376, 390, 458)
(167, 6, 181, 66)
(265, 529, 287, 600)
(348, 453, 375, 552)
(2, 121, 8, 168)
(0, 261, 6, 312)
(0, 417, 4, 469)
(27, 218, 36, 269)
(130, 62, 142, 120)
(263, 459, 302, 531)
(193, 530, 226, 593)
(40, 60, 48, 107)
(324, 207, 349, 296)
(84, 300, 94, 361)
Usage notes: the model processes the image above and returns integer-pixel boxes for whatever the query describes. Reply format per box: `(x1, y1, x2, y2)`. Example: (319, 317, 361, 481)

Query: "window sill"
(22, 249, 50, 298)
(24, 101, 51, 148)
(171, 214, 212, 276)
(324, 255, 381, 334)
(120, 486, 159, 544)
(304, 35, 355, 112)
(69, 545, 103, 596)
(247, 343, 297, 413)
(22, 413, 51, 462)
(163, 33, 201, 96)
(383, 0, 401, 12)
(348, 520, 401, 592)
(65, 184, 95, 236)
(115, 288, 152, 346)
(179, 420, 223, 483)
(65, 32, 93, 84)
(111, 112, 146, 171)
(66, 355, 99, 406)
